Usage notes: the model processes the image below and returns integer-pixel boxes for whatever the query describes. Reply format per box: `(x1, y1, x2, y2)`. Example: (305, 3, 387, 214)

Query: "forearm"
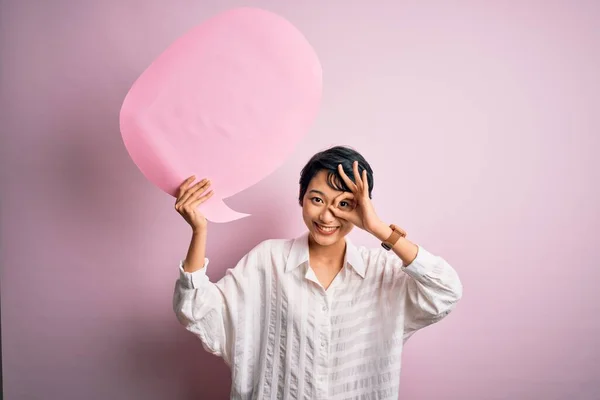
(370, 221, 419, 266)
(183, 228, 208, 272)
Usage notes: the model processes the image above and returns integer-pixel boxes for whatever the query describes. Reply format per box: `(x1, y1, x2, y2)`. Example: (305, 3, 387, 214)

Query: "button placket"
(318, 293, 331, 391)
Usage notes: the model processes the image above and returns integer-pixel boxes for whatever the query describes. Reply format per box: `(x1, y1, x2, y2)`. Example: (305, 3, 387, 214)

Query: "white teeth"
(317, 224, 338, 231)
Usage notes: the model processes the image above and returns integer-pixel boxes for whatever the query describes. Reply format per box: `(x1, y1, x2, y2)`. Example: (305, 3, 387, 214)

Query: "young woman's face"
(302, 170, 355, 246)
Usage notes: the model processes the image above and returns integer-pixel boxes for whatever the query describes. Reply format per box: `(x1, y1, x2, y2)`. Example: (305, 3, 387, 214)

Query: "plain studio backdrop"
(1, 1, 598, 399)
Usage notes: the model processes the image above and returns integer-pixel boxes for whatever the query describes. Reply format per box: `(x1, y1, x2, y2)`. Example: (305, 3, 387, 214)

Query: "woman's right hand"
(175, 175, 214, 232)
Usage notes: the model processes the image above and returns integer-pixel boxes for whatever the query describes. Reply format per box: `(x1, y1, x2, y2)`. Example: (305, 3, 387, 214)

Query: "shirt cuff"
(178, 258, 210, 289)
(401, 245, 443, 280)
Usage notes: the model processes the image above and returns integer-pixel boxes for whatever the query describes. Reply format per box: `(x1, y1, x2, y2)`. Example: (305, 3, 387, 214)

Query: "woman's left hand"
(330, 161, 384, 234)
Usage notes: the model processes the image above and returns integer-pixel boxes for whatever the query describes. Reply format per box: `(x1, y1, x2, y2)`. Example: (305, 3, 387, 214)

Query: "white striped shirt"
(173, 232, 462, 399)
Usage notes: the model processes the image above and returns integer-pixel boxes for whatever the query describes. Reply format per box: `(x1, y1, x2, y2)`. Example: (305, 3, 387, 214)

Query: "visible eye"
(339, 201, 352, 208)
(310, 197, 323, 204)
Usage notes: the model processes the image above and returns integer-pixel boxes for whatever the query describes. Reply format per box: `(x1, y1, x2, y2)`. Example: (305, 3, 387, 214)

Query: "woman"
(173, 146, 462, 399)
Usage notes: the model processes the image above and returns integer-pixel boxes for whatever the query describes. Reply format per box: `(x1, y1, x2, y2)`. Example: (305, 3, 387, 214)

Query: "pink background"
(1, 1, 598, 399)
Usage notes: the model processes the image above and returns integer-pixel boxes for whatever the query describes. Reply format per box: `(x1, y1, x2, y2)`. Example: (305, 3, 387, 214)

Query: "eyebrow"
(308, 189, 327, 197)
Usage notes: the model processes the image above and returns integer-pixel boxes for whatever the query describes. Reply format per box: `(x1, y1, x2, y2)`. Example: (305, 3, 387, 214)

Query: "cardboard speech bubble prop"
(120, 7, 322, 222)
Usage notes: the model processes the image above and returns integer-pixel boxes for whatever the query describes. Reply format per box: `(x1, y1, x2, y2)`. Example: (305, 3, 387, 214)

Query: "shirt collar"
(284, 232, 366, 278)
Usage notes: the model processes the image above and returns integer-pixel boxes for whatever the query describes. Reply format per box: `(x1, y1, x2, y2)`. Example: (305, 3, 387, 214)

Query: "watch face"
(381, 242, 392, 251)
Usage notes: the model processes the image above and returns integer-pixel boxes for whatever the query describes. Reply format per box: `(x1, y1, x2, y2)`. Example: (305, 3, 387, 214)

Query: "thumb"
(330, 207, 349, 221)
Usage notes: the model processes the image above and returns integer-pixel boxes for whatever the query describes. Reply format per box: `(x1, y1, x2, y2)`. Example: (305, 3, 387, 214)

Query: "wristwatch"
(381, 224, 407, 251)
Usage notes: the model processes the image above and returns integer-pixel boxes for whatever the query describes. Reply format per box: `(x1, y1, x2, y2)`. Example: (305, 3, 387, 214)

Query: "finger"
(191, 187, 214, 204)
(179, 179, 210, 205)
(182, 186, 211, 210)
(353, 161, 363, 191)
(333, 192, 356, 209)
(190, 190, 214, 208)
(329, 206, 344, 218)
(177, 176, 200, 202)
(362, 169, 369, 195)
(330, 207, 354, 223)
(334, 191, 355, 202)
(177, 175, 196, 198)
(337, 164, 358, 192)
(176, 180, 208, 210)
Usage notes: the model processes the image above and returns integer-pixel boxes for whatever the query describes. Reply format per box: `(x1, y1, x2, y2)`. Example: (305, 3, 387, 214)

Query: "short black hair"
(298, 145, 374, 206)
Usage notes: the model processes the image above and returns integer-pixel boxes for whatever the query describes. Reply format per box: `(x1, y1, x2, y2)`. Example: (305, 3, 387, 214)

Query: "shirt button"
(322, 305, 327, 311)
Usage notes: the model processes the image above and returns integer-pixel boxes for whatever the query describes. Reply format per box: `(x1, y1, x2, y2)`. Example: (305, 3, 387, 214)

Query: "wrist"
(192, 226, 207, 236)
(370, 221, 392, 241)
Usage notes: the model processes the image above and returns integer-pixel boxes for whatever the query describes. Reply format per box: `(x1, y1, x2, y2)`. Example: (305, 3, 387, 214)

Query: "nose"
(319, 207, 336, 224)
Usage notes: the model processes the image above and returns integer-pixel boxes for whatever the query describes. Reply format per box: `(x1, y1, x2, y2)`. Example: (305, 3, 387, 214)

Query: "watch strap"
(381, 224, 407, 251)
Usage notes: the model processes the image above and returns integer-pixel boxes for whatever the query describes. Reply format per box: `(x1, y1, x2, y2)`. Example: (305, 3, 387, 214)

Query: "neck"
(308, 234, 346, 266)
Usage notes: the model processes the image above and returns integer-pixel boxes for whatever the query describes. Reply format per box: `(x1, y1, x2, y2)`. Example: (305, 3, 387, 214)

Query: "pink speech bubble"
(120, 8, 322, 222)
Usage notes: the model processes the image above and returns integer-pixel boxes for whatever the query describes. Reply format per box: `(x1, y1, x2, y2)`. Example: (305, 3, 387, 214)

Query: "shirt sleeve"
(173, 250, 258, 366)
(393, 245, 463, 341)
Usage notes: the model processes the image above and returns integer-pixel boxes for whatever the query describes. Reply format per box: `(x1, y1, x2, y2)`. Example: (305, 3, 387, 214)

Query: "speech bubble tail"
(201, 198, 250, 223)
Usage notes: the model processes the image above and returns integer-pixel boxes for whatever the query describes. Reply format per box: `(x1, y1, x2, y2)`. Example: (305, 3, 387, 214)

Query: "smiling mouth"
(314, 222, 340, 235)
